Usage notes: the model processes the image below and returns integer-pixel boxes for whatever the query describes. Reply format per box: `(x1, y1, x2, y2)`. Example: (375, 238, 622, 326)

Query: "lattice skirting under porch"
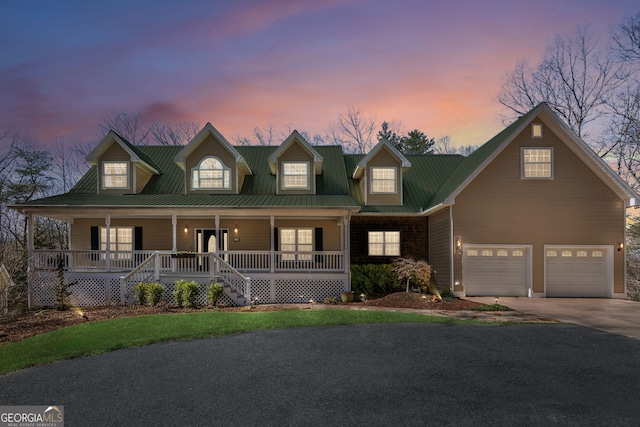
(29, 271, 349, 307)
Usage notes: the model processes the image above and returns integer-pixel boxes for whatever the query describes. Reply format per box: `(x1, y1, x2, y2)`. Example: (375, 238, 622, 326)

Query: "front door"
(196, 229, 229, 270)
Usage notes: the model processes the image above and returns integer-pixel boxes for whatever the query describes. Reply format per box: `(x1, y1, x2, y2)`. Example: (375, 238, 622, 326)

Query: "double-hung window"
(370, 167, 397, 193)
(282, 162, 309, 190)
(192, 156, 231, 190)
(280, 228, 313, 261)
(103, 162, 129, 189)
(522, 148, 553, 179)
(100, 226, 133, 259)
(368, 231, 400, 256)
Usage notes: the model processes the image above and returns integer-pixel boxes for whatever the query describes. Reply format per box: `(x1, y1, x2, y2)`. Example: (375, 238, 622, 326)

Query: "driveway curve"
(1, 323, 640, 426)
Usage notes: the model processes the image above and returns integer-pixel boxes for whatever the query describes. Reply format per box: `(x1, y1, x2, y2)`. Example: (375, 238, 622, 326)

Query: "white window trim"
(368, 231, 400, 256)
(279, 227, 313, 261)
(370, 166, 398, 194)
(191, 156, 231, 190)
(281, 161, 310, 190)
(531, 123, 543, 138)
(102, 161, 130, 189)
(521, 147, 554, 180)
(100, 226, 133, 259)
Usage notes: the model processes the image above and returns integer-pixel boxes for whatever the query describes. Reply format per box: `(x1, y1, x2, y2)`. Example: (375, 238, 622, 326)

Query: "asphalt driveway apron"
(1, 323, 640, 426)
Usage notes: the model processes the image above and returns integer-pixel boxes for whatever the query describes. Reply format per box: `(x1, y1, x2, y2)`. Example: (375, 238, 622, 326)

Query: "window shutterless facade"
(191, 156, 231, 190)
(522, 148, 553, 179)
(370, 167, 397, 193)
(282, 162, 309, 189)
(368, 231, 400, 256)
(102, 162, 129, 188)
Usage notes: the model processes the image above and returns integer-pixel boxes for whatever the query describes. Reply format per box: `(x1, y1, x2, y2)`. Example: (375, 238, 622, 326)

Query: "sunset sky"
(1, 0, 638, 149)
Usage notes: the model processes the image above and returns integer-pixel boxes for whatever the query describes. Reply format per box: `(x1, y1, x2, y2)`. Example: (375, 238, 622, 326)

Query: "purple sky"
(1, 0, 638, 148)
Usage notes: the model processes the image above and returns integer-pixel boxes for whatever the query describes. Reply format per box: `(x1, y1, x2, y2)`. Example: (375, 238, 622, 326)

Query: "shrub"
(350, 264, 402, 297)
(207, 283, 224, 307)
(174, 280, 200, 308)
(134, 282, 165, 306)
(134, 283, 147, 306)
(145, 283, 165, 306)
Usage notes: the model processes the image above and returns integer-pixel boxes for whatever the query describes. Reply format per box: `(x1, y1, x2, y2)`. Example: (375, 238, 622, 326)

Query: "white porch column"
(171, 215, 177, 252)
(344, 213, 351, 275)
(270, 215, 275, 273)
(105, 215, 111, 272)
(215, 215, 220, 252)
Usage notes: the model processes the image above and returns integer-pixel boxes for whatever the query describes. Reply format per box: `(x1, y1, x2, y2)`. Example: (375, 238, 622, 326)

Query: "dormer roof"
(174, 122, 252, 175)
(268, 130, 323, 175)
(85, 130, 161, 174)
(352, 139, 411, 179)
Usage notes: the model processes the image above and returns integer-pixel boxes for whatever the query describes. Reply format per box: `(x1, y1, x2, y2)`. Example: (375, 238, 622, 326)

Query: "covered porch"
(25, 208, 353, 307)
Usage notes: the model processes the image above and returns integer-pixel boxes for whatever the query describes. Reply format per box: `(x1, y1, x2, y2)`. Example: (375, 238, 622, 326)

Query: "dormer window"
(103, 162, 129, 189)
(282, 162, 309, 190)
(192, 156, 231, 190)
(370, 167, 397, 193)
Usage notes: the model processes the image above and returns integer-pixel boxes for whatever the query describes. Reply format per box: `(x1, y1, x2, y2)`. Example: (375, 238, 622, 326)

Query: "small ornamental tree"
(392, 257, 439, 300)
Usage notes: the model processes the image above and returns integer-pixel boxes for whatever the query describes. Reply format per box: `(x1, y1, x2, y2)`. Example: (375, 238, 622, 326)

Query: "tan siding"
(452, 120, 625, 294)
(365, 147, 402, 206)
(275, 219, 341, 250)
(185, 135, 237, 194)
(71, 218, 173, 250)
(222, 219, 271, 250)
(135, 166, 153, 193)
(428, 208, 451, 289)
(278, 141, 315, 195)
(98, 143, 132, 194)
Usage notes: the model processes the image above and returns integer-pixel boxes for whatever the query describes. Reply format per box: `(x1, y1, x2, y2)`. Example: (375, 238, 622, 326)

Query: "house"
(11, 103, 637, 307)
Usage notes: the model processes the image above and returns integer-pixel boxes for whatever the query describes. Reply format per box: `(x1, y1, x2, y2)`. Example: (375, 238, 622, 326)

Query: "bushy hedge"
(350, 264, 403, 297)
(133, 282, 165, 306)
(207, 283, 224, 306)
(174, 280, 200, 308)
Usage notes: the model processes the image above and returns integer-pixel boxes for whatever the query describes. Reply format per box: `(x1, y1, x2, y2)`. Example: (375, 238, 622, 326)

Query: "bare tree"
(99, 111, 151, 144)
(328, 106, 377, 154)
(613, 11, 640, 64)
(233, 125, 276, 146)
(149, 120, 200, 145)
(499, 26, 624, 138)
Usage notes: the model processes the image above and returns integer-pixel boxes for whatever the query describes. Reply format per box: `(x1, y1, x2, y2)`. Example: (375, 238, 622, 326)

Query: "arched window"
(191, 156, 231, 189)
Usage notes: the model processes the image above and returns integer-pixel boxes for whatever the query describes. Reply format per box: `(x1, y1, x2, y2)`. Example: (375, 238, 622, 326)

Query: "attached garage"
(545, 246, 613, 297)
(462, 245, 531, 296)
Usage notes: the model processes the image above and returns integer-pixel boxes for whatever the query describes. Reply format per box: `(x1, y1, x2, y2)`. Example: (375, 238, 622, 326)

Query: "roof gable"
(268, 131, 323, 175)
(174, 123, 251, 175)
(352, 139, 411, 179)
(85, 131, 161, 174)
(427, 103, 637, 211)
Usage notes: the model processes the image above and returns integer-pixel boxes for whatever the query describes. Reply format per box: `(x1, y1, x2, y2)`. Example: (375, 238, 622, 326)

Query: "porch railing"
(120, 252, 160, 303)
(34, 250, 345, 273)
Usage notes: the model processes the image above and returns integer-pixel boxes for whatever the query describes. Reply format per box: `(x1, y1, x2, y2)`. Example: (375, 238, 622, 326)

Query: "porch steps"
(222, 282, 247, 306)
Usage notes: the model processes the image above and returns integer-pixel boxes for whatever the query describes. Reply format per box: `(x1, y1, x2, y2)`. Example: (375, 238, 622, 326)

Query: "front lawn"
(0, 309, 480, 375)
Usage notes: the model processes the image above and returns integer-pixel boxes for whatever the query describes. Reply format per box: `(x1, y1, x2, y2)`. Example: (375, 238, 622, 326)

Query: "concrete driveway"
(467, 297, 640, 339)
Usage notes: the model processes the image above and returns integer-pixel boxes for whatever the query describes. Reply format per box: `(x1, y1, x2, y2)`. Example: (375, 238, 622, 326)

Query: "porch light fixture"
(455, 236, 462, 254)
(618, 242, 624, 252)
(184, 224, 189, 234)
(234, 223, 238, 234)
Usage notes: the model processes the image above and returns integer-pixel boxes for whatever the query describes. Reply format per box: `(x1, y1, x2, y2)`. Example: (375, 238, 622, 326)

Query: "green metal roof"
(16, 106, 549, 214)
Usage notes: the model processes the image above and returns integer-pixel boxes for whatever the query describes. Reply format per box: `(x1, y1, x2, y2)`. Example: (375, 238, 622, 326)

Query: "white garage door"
(545, 246, 612, 297)
(463, 246, 530, 296)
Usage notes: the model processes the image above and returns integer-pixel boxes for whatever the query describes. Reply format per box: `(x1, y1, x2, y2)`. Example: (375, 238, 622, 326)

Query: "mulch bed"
(0, 293, 483, 346)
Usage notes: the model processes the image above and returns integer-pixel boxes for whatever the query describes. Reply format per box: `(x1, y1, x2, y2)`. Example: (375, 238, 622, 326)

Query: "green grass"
(0, 310, 484, 375)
